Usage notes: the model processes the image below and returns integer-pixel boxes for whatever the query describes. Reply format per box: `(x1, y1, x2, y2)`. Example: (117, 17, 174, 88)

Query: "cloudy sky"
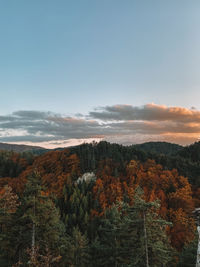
(0, 1, 200, 148)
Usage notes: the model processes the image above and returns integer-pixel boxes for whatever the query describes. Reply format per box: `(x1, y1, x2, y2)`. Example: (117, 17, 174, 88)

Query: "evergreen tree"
(91, 187, 174, 267)
(90, 205, 124, 267)
(0, 185, 19, 266)
(11, 171, 66, 266)
(125, 187, 174, 266)
(177, 235, 198, 267)
(65, 227, 90, 267)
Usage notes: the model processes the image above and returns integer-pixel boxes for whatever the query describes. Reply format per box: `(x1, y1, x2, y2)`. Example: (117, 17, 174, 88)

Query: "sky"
(0, 0, 200, 148)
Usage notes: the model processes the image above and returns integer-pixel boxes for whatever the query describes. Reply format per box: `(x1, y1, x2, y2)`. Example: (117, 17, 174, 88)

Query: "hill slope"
(0, 142, 47, 153)
(133, 141, 183, 155)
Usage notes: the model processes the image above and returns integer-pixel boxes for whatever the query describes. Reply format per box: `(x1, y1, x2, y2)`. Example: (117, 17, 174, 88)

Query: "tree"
(65, 227, 90, 267)
(177, 235, 198, 267)
(91, 204, 125, 267)
(125, 187, 174, 266)
(11, 171, 65, 266)
(0, 185, 19, 266)
(91, 187, 174, 266)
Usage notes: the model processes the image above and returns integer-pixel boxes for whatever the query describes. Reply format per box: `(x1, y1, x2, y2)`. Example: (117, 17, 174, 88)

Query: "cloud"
(0, 111, 105, 146)
(0, 104, 200, 148)
(90, 103, 200, 123)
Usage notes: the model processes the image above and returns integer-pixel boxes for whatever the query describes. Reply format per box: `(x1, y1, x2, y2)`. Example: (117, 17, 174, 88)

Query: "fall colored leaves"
(93, 159, 195, 250)
(0, 149, 196, 253)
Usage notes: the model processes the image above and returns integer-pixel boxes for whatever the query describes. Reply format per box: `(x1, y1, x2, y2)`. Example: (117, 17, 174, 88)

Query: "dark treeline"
(0, 141, 199, 266)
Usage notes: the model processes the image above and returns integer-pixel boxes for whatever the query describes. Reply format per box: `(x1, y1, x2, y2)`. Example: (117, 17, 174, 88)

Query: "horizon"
(0, 1, 200, 148)
(0, 134, 198, 150)
(0, 139, 192, 150)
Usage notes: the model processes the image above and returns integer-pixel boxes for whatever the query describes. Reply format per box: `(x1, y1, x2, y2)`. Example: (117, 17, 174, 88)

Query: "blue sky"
(0, 1, 200, 147)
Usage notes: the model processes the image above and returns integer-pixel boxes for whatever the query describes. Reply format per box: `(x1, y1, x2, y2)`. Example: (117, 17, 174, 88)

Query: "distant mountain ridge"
(0, 141, 183, 154)
(0, 141, 199, 159)
(0, 142, 47, 153)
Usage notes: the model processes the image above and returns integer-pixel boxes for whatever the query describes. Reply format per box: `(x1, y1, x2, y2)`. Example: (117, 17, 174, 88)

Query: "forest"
(0, 141, 200, 266)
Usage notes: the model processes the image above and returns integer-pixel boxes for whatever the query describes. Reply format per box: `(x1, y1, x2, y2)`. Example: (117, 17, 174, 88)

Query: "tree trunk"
(115, 236, 117, 267)
(31, 195, 36, 257)
(143, 211, 149, 267)
(196, 226, 200, 267)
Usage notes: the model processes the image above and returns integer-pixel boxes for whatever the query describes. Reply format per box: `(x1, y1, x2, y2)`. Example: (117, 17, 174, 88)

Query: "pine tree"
(125, 187, 174, 266)
(90, 205, 123, 267)
(65, 227, 90, 267)
(11, 171, 66, 266)
(91, 187, 174, 267)
(0, 185, 19, 266)
(177, 235, 198, 267)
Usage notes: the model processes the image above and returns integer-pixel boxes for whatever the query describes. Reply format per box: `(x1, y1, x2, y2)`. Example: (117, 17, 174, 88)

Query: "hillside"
(0, 142, 48, 154)
(133, 141, 183, 155)
(0, 140, 199, 185)
(177, 141, 200, 163)
(0, 140, 199, 265)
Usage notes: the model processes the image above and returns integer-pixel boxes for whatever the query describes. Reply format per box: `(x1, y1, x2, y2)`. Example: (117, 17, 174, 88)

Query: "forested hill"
(0, 142, 47, 154)
(0, 141, 200, 265)
(177, 141, 200, 163)
(0, 140, 184, 155)
(133, 141, 183, 155)
(69, 141, 200, 186)
(0, 140, 200, 185)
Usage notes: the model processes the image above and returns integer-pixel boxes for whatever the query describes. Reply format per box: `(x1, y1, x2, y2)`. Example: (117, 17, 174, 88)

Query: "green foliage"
(6, 171, 66, 266)
(59, 180, 95, 236)
(178, 142, 200, 163)
(0, 150, 33, 178)
(133, 141, 182, 156)
(0, 186, 20, 266)
(91, 205, 125, 267)
(125, 187, 174, 266)
(177, 235, 198, 267)
(65, 227, 90, 267)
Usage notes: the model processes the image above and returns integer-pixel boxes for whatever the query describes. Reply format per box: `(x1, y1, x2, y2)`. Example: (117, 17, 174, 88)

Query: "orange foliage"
(93, 159, 195, 250)
(0, 150, 80, 198)
(28, 150, 80, 197)
(0, 185, 19, 213)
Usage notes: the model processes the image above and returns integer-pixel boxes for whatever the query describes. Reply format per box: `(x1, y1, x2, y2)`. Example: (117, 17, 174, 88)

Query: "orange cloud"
(90, 103, 200, 122)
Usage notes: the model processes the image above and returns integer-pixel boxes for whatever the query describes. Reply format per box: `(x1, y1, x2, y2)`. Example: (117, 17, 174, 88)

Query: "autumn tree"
(93, 159, 195, 251)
